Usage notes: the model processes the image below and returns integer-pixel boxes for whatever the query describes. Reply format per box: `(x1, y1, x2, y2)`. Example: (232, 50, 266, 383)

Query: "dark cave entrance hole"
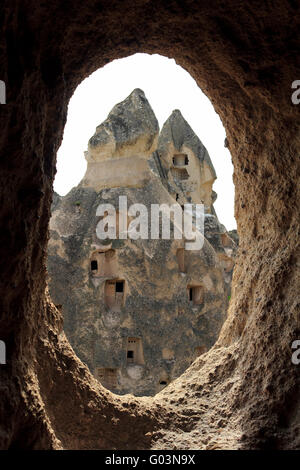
(91, 260, 98, 271)
(115, 281, 124, 293)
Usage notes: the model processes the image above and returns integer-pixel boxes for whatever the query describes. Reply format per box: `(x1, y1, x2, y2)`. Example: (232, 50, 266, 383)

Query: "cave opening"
(127, 350, 134, 360)
(0, 1, 298, 451)
(115, 281, 124, 293)
(91, 260, 98, 272)
(47, 53, 237, 399)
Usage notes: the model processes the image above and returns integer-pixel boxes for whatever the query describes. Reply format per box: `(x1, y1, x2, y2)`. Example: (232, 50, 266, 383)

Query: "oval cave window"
(48, 53, 237, 398)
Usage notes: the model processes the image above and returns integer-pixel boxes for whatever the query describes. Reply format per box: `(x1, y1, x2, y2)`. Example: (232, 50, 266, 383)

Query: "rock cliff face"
(47, 89, 236, 396)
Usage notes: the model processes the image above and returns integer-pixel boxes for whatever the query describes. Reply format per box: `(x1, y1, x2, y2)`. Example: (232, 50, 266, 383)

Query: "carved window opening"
(105, 279, 125, 310)
(91, 260, 98, 271)
(172, 153, 188, 167)
(44, 55, 240, 404)
(126, 338, 144, 365)
(158, 376, 170, 389)
(90, 249, 117, 277)
(127, 350, 134, 363)
(115, 280, 124, 293)
(96, 367, 118, 389)
(188, 285, 204, 305)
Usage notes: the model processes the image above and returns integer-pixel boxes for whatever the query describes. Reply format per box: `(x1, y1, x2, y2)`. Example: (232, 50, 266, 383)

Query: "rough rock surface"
(47, 90, 234, 396)
(157, 109, 216, 181)
(82, 89, 159, 191)
(0, 0, 299, 450)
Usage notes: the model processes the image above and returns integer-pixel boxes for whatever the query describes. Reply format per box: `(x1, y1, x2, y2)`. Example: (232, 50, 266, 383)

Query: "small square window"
(188, 286, 204, 305)
(91, 260, 98, 271)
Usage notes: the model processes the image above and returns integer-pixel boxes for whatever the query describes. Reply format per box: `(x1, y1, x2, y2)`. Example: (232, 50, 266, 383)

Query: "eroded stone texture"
(157, 109, 216, 210)
(47, 90, 234, 396)
(83, 89, 159, 190)
(0, 0, 299, 450)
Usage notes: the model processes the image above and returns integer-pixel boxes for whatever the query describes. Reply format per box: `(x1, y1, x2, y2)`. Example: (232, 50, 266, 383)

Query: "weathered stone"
(48, 91, 236, 396)
(82, 89, 159, 191)
(0, 0, 299, 451)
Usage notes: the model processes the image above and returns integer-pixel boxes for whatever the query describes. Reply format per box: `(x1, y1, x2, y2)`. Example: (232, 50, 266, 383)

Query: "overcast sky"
(54, 53, 236, 230)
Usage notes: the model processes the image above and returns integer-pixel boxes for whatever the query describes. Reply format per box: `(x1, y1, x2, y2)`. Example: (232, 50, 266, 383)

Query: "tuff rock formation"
(0, 0, 299, 450)
(82, 89, 159, 191)
(48, 89, 236, 396)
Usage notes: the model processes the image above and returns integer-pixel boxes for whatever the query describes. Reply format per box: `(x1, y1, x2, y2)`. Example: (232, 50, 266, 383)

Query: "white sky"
(54, 53, 236, 230)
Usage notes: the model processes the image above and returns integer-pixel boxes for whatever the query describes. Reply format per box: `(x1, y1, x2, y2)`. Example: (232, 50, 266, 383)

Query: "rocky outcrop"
(155, 108, 237, 294)
(47, 90, 236, 396)
(156, 109, 216, 211)
(82, 89, 159, 191)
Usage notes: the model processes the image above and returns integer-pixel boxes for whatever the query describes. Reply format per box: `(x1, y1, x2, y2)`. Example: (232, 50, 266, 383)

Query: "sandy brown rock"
(0, 0, 299, 450)
(47, 92, 232, 396)
(82, 89, 159, 191)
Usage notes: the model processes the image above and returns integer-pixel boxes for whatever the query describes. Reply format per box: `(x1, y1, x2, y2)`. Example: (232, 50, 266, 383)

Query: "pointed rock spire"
(88, 88, 159, 158)
(158, 109, 216, 178)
